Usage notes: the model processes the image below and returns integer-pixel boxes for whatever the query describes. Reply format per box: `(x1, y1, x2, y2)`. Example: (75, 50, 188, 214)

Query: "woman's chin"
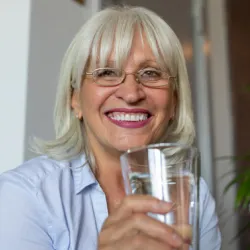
(107, 134, 162, 154)
(115, 141, 150, 153)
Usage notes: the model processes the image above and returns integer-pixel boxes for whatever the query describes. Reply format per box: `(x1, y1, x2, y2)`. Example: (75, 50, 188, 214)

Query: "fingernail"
(169, 202, 179, 211)
(172, 233, 183, 245)
(154, 201, 174, 209)
(185, 238, 192, 245)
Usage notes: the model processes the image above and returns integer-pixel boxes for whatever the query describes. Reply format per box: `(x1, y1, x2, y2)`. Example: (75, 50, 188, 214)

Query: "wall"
(0, 0, 101, 173)
(0, 0, 31, 173)
(207, 1, 238, 249)
(24, 0, 101, 160)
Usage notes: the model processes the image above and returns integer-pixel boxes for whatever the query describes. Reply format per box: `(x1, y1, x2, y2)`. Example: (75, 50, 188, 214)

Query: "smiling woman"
(71, 30, 177, 159)
(35, 6, 195, 163)
(0, 5, 221, 250)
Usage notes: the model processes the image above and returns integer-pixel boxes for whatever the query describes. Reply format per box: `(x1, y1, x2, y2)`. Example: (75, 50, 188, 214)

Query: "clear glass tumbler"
(120, 143, 200, 250)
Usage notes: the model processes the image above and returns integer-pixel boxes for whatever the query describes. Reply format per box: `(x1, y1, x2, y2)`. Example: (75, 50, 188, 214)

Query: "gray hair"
(31, 5, 195, 163)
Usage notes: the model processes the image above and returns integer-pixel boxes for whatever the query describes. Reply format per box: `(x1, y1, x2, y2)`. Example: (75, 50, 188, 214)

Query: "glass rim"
(121, 142, 198, 159)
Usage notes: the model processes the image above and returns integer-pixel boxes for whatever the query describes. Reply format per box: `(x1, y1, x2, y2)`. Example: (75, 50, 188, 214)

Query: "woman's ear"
(71, 89, 83, 119)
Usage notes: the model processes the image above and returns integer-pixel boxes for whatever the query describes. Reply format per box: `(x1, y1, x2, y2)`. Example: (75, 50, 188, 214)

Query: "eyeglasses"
(85, 67, 176, 88)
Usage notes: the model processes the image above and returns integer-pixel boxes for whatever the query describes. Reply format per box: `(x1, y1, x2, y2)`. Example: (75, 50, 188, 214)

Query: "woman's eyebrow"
(94, 60, 116, 67)
(94, 59, 158, 68)
(138, 59, 158, 66)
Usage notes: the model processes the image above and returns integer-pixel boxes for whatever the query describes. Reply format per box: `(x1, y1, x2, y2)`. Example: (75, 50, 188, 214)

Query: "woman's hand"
(98, 195, 188, 250)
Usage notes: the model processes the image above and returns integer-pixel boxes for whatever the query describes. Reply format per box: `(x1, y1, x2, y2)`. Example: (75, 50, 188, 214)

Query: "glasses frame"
(84, 67, 177, 88)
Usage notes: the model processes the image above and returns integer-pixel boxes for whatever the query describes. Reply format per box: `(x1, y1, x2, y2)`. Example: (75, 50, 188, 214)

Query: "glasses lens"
(93, 68, 123, 86)
(139, 68, 169, 87)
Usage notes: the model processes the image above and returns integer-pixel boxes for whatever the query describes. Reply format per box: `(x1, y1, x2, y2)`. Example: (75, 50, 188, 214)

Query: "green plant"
(224, 156, 250, 211)
(221, 154, 250, 241)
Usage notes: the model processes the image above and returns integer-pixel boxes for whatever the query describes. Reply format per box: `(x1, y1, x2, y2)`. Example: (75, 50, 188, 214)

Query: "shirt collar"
(68, 154, 98, 194)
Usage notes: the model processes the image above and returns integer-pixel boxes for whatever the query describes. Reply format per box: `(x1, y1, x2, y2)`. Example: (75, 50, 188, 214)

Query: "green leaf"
(219, 153, 250, 241)
(235, 176, 250, 209)
(223, 178, 238, 194)
(246, 83, 250, 92)
(223, 171, 246, 193)
(223, 168, 250, 210)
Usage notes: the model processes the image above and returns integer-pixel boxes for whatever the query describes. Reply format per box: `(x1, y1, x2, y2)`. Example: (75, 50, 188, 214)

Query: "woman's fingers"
(103, 195, 175, 228)
(172, 224, 193, 244)
(99, 195, 192, 250)
(99, 232, 176, 250)
(100, 213, 184, 248)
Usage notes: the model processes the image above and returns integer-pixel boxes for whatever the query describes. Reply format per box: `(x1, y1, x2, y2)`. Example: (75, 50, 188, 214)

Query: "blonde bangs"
(82, 6, 179, 78)
(93, 8, 178, 77)
(88, 11, 141, 70)
(140, 13, 179, 76)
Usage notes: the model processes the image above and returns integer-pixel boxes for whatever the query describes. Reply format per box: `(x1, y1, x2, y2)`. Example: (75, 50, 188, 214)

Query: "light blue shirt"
(0, 155, 221, 250)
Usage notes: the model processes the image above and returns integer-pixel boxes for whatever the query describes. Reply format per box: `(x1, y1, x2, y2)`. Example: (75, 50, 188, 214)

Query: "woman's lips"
(105, 108, 152, 128)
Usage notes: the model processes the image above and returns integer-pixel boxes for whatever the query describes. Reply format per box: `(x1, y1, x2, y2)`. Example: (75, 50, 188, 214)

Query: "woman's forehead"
(89, 34, 163, 69)
(89, 53, 160, 70)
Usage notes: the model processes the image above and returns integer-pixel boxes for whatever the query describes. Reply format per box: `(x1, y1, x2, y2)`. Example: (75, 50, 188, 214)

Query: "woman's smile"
(105, 108, 152, 129)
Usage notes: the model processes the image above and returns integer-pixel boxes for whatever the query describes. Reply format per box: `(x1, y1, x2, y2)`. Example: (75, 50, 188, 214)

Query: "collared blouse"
(0, 155, 221, 250)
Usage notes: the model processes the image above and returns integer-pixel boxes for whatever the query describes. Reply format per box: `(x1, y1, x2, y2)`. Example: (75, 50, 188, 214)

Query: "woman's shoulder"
(0, 156, 87, 249)
(199, 177, 216, 211)
(198, 177, 221, 248)
(199, 177, 210, 197)
(0, 156, 70, 190)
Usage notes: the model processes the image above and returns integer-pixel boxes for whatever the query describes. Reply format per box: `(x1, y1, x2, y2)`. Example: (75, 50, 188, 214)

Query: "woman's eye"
(141, 69, 161, 78)
(145, 70, 159, 76)
(98, 69, 117, 77)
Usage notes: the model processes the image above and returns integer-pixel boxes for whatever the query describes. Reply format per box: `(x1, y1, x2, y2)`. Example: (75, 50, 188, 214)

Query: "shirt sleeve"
(0, 173, 54, 250)
(199, 178, 222, 250)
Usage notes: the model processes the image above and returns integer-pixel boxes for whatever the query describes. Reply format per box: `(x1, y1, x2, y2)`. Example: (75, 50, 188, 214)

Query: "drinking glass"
(120, 143, 200, 250)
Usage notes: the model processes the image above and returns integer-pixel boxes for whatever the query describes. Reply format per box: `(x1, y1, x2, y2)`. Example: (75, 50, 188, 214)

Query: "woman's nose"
(114, 74, 146, 104)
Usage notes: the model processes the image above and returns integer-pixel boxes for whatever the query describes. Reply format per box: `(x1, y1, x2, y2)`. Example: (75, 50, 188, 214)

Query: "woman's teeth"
(107, 112, 149, 121)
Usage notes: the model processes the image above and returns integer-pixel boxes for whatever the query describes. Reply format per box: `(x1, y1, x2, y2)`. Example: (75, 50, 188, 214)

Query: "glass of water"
(120, 143, 200, 250)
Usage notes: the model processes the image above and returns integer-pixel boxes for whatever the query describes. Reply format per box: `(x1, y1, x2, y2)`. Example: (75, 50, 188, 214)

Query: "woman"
(0, 5, 221, 250)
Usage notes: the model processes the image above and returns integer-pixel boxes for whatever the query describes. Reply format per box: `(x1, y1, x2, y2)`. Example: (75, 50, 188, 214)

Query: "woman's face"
(72, 31, 176, 156)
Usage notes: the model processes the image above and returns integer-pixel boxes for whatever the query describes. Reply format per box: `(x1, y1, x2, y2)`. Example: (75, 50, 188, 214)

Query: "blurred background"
(0, 0, 249, 249)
